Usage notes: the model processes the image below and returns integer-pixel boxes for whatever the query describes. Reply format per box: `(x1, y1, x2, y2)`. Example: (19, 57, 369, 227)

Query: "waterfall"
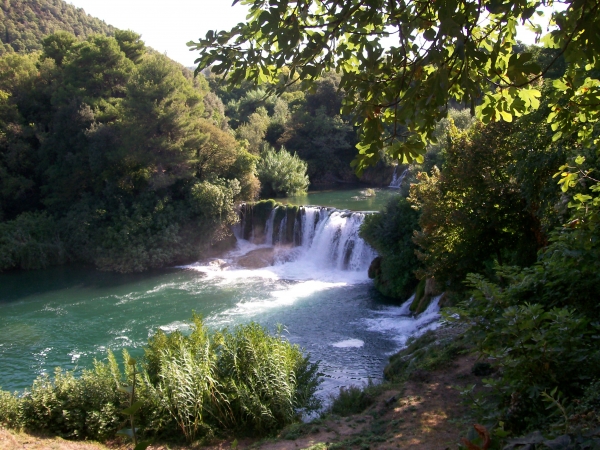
(238, 205, 376, 272)
(264, 207, 277, 246)
(389, 167, 408, 189)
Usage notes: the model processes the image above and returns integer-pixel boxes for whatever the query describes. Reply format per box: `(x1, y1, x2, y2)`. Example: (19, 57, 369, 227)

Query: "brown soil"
(0, 428, 109, 450)
(1, 355, 482, 450)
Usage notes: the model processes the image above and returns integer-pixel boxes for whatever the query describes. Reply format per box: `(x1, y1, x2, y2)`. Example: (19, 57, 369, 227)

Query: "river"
(0, 189, 439, 401)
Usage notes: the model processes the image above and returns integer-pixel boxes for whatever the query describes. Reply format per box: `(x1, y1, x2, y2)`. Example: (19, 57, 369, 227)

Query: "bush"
(18, 351, 125, 440)
(450, 272, 600, 434)
(360, 196, 420, 299)
(384, 328, 466, 381)
(0, 212, 66, 271)
(0, 389, 20, 429)
(256, 145, 309, 197)
(0, 317, 321, 444)
(329, 385, 375, 416)
(144, 316, 321, 439)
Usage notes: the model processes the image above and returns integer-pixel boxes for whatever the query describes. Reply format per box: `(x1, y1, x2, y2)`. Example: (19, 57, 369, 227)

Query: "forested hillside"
(0, 0, 114, 55)
(0, 31, 260, 272)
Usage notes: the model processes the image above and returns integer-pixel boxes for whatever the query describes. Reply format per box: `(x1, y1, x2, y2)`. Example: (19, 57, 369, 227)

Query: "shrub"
(0, 389, 20, 429)
(144, 316, 321, 440)
(450, 272, 600, 434)
(329, 385, 374, 416)
(384, 328, 466, 381)
(0, 212, 66, 271)
(1, 317, 321, 444)
(18, 351, 125, 440)
(256, 145, 309, 197)
(360, 196, 421, 299)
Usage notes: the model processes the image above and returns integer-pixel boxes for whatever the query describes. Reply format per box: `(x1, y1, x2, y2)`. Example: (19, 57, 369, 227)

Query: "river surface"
(281, 187, 400, 211)
(0, 193, 438, 401)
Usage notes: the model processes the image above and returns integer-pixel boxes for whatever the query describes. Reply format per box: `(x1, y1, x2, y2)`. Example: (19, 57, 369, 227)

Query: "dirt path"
(0, 429, 110, 450)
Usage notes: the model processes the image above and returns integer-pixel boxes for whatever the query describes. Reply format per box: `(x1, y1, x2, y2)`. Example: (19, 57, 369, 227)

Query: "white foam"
(211, 280, 347, 321)
(332, 339, 364, 348)
(158, 321, 191, 334)
(363, 295, 442, 347)
(192, 206, 377, 286)
(181, 238, 371, 286)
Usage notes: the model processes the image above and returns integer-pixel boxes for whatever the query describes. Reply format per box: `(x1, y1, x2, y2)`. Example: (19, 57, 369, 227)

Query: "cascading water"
(234, 205, 376, 275)
(263, 207, 277, 246)
(389, 166, 409, 189)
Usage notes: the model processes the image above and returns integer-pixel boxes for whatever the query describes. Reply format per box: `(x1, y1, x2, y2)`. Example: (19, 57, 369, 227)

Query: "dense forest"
(0, 0, 374, 273)
(0, 0, 114, 54)
(0, 30, 262, 272)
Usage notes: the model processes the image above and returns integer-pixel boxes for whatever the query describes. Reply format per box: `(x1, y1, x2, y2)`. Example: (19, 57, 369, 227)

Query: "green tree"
(0, 0, 114, 55)
(190, 0, 600, 172)
(114, 29, 145, 63)
(256, 145, 309, 197)
(410, 121, 540, 287)
(279, 74, 358, 183)
(360, 196, 420, 299)
(0, 33, 258, 273)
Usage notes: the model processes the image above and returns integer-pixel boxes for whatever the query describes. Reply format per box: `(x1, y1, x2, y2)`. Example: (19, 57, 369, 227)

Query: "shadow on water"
(0, 265, 189, 303)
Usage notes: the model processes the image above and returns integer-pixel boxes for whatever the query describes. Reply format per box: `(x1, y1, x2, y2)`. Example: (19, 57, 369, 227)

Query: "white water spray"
(389, 167, 409, 189)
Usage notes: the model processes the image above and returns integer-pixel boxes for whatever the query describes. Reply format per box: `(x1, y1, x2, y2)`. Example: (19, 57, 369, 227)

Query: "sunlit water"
(0, 201, 439, 403)
(281, 187, 400, 211)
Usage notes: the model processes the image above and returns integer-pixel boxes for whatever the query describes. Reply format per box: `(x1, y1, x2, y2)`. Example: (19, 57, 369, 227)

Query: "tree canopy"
(0, 0, 114, 55)
(0, 31, 259, 272)
(190, 0, 600, 173)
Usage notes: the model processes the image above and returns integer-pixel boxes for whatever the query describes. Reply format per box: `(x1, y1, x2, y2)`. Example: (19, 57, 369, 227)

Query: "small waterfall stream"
(389, 166, 409, 189)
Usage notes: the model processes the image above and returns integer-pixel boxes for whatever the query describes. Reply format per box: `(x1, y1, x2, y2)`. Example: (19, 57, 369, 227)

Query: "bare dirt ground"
(0, 429, 108, 450)
(1, 355, 481, 450)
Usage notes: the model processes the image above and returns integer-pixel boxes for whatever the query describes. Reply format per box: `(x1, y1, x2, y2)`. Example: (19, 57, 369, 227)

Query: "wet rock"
(368, 256, 382, 279)
(208, 259, 229, 269)
(236, 248, 276, 269)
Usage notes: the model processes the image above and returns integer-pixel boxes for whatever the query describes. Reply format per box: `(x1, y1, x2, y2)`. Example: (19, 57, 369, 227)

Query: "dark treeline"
(361, 47, 600, 439)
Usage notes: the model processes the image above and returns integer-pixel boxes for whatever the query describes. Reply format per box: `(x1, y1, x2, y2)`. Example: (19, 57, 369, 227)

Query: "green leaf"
(423, 28, 436, 41)
(575, 155, 586, 165)
(499, 110, 512, 122)
(134, 441, 151, 450)
(122, 401, 144, 416)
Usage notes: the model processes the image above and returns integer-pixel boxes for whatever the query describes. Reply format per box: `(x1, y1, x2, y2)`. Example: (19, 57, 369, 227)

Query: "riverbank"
(1, 326, 485, 450)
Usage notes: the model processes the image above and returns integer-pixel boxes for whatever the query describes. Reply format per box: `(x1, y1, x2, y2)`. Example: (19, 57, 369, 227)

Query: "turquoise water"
(0, 202, 439, 400)
(281, 187, 400, 211)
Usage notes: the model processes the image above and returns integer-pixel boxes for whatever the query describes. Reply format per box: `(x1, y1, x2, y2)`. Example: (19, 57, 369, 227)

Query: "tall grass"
(0, 315, 321, 444)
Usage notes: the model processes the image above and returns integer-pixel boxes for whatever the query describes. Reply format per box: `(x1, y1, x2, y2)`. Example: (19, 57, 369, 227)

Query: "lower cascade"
(234, 203, 377, 273)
